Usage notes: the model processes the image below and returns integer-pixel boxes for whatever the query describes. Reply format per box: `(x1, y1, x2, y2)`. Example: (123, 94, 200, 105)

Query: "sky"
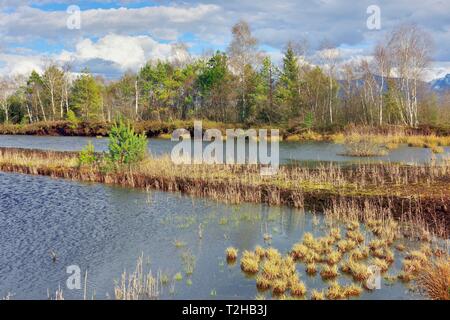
(1, 0, 449, 81)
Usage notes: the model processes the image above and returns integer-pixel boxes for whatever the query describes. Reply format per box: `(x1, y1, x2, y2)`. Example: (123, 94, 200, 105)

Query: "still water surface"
(0, 134, 449, 165)
(0, 172, 424, 299)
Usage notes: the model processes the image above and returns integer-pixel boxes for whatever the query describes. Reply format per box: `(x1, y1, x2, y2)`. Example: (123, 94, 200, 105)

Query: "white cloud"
(424, 62, 450, 82)
(0, 34, 192, 78)
(0, 53, 44, 76)
(1, 1, 450, 80)
(73, 34, 172, 71)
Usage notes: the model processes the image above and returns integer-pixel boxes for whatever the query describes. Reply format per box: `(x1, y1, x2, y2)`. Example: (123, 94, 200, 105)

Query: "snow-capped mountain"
(431, 74, 450, 92)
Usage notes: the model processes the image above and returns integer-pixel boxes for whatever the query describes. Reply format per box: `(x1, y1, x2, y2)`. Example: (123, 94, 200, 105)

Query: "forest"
(1, 21, 449, 131)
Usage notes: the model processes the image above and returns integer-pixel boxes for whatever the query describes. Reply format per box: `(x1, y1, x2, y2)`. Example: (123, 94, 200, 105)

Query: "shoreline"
(1, 147, 448, 234)
(1, 121, 450, 141)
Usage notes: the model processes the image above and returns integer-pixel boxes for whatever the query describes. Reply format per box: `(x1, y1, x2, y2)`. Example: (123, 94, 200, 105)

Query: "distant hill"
(338, 74, 449, 96)
(430, 74, 450, 92)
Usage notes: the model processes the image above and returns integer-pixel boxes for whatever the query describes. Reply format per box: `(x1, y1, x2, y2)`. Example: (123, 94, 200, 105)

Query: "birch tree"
(387, 24, 432, 127)
(319, 42, 340, 124)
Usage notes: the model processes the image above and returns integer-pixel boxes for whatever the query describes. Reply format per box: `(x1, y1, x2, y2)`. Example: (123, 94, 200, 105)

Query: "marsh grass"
(226, 247, 239, 261)
(417, 257, 450, 300)
(114, 255, 161, 300)
(235, 207, 448, 300)
(333, 127, 450, 154)
(310, 289, 325, 300)
(240, 251, 260, 274)
(326, 281, 347, 300)
(1, 147, 449, 236)
(290, 280, 307, 297)
(228, 196, 449, 300)
(320, 264, 339, 280)
(342, 140, 387, 157)
(305, 263, 317, 275)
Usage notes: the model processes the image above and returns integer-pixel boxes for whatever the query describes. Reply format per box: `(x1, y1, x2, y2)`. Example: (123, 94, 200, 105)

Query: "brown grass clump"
(347, 221, 360, 231)
(343, 283, 363, 298)
(302, 233, 316, 248)
(342, 139, 387, 157)
(349, 247, 369, 260)
(327, 251, 342, 265)
(265, 248, 281, 261)
(397, 270, 416, 282)
(320, 264, 339, 280)
(346, 230, 365, 243)
(398, 259, 422, 282)
(254, 245, 266, 259)
(326, 281, 346, 300)
(290, 280, 307, 297)
(368, 239, 387, 251)
(304, 250, 320, 264)
(256, 275, 271, 290)
(260, 260, 280, 280)
(305, 263, 317, 275)
(371, 258, 390, 273)
(405, 250, 428, 264)
(281, 256, 296, 277)
(371, 247, 394, 264)
(417, 258, 450, 300)
(337, 239, 357, 253)
(347, 260, 371, 282)
(240, 251, 260, 274)
(329, 227, 342, 241)
(310, 289, 325, 300)
(272, 279, 288, 295)
(226, 247, 238, 261)
(291, 243, 309, 260)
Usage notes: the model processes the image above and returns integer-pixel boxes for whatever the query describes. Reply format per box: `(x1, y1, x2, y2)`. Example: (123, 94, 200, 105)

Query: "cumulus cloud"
(0, 53, 44, 76)
(0, 33, 191, 78)
(73, 34, 172, 71)
(0, 0, 449, 80)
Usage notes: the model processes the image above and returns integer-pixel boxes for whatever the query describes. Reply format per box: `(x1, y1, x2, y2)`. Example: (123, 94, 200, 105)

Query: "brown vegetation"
(0, 147, 449, 233)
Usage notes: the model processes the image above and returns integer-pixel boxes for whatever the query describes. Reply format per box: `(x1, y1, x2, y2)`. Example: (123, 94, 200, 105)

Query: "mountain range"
(430, 74, 450, 92)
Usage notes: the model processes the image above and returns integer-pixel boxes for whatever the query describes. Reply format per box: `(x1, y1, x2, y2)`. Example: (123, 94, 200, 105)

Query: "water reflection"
(0, 134, 449, 165)
(0, 172, 423, 300)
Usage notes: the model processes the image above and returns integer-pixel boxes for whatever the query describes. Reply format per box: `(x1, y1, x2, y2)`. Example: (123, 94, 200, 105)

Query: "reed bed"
(333, 126, 450, 155)
(231, 199, 449, 300)
(114, 254, 161, 300)
(0, 147, 449, 232)
(417, 258, 450, 300)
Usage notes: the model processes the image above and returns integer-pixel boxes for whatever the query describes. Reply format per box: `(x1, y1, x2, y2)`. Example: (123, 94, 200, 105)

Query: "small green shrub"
(79, 141, 97, 166)
(108, 119, 148, 165)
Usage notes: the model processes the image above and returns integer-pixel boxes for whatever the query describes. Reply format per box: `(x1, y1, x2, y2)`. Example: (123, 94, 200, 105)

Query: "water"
(0, 134, 449, 165)
(0, 172, 424, 300)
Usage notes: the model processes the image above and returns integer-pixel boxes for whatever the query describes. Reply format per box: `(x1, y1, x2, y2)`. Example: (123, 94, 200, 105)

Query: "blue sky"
(1, 0, 449, 80)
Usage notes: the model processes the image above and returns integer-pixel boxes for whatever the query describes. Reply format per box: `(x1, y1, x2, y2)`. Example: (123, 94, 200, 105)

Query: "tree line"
(1, 21, 449, 129)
